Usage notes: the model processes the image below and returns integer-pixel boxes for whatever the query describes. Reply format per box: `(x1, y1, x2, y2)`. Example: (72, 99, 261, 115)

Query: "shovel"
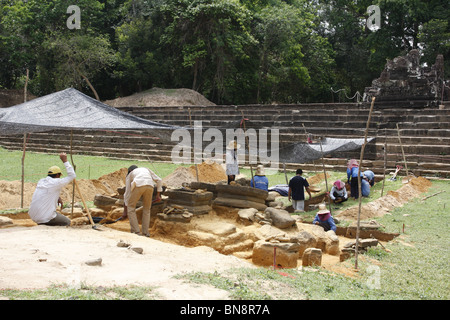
(73, 179, 102, 231)
(100, 216, 123, 225)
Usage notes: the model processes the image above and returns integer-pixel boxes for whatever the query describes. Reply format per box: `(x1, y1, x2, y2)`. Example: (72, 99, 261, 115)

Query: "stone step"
(2, 141, 448, 177)
(2, 135, 448, 160)
(2, 139, 448, 169)
(1, 102, 447, 177)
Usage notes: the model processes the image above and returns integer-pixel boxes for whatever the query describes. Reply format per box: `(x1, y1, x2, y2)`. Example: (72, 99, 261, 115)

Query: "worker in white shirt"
(122, 165, 163, 237)
(28, 152, 76, 226)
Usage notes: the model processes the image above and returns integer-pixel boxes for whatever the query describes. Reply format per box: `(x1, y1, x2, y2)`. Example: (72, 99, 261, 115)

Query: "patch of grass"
(0, 146, 187, 182)
(0, 283, 160, 300)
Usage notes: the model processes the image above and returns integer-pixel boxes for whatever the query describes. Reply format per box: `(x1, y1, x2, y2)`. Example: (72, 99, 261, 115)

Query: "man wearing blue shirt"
(361, 177, 371, 197)
(250, 165, 269, 191)
(363, 170, 375, 186)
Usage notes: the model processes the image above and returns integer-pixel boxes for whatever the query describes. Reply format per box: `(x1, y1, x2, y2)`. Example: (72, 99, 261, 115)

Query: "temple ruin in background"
(364, 50, 448, 104)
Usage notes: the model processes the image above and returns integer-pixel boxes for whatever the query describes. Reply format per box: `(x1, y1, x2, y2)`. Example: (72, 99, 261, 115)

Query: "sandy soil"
(0, 224, 255, 299)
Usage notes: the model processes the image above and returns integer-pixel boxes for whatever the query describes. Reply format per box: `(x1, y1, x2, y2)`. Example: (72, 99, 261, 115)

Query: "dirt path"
(0, 224, 254, 299)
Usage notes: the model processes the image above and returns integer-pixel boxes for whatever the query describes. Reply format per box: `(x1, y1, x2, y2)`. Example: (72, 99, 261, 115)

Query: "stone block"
(252, 240, 299, 268)
(291, 231, 316, 257)
(302, 248, 322, 267)
(264, 207, 296, 229)
(237, 208, 258, 225)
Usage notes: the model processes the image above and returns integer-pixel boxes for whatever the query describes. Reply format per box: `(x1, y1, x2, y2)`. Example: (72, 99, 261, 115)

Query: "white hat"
(226, 140, 241, 150)
(317, 203, 330, 215)
(255, 165, 265, 176)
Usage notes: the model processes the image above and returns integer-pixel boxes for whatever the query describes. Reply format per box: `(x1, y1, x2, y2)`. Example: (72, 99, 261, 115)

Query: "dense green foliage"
(0, 0, 448, 104)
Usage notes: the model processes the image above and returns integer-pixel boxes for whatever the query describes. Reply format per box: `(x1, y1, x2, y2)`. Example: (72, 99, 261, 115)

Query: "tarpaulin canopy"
(278, 137, 375, 164)
(0, 88, 179, 135)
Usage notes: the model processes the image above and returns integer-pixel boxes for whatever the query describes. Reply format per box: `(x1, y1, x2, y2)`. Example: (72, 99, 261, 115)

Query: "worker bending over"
(123, 165, 162, 237)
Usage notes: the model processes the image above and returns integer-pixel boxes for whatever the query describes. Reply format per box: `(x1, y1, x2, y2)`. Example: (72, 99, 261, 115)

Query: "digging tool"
(100, 217, 123, 225)
(389, 165, 402, 181)
(73, 179, 102, 231)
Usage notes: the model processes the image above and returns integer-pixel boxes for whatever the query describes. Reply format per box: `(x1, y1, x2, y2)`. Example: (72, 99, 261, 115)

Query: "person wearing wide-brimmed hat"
(28, 152, 76, 226)
(329, 179, 348, 204)
(250, 165, 269, 191)
(313, 203, 336, 232)
(225, 140, 240, 184)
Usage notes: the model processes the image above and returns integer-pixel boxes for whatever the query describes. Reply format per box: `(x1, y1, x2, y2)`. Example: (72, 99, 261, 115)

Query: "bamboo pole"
(70, 130, 76, 219)
(20, 69, 29, 208)
(240, 111, 254, 187)
(319, 139, 332, 213)
(381, 129, 387, 197)
(283, 162, 289, 185)
(189, 108, 199, 182)
(355, 96, 376, 270)
(396, 123, 409, 181)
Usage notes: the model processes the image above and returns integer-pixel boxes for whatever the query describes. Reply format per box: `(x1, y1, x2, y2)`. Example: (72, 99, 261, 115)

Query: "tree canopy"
(0, 0, 448, 104)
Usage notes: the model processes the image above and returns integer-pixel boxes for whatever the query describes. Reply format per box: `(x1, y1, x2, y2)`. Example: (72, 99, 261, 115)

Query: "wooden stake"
(355, 96, 376, 270)
(70, 130, 77, 219)
(319, 140, 332, 213)
(240, 111, 254, 187)
(189, 108, 200, 182)
(381, 129, 387, 197)
(396, 123, 409, 181)
(421, 190, 445, 201)
(283, 162, 288, 185)
(73, 179, 95, 225)
(20, 69, 29, 208)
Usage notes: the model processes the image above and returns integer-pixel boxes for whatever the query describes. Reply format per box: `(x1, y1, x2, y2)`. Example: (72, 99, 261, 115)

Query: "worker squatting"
(170, 120, 280, 170)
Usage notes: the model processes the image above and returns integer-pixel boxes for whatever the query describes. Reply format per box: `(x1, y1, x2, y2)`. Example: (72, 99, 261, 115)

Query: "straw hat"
(317, 203, 330, 215)
(226, 140, 241, 150)
(255, 165, 265, 176)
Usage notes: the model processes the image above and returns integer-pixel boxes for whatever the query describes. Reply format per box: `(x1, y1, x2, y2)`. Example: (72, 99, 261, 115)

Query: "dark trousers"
(332, 191, 347, 203)
(318, 221, 332, 231)
(350, 177, 359, 198)
(39, 212, 71, 226)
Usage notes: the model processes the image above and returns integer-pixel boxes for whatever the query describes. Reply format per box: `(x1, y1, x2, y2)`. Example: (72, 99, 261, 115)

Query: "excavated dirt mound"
(162, 161, 227, 188)
(104, 87, 215, 107)
(336, 177, 432, 221)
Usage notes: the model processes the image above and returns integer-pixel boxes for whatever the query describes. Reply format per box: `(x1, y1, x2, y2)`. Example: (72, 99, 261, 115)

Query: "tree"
(158, 0, 256, 103)
(41, 34, 116, 99)
(252, 0, 334, 103)
(418, 19, 450, 78)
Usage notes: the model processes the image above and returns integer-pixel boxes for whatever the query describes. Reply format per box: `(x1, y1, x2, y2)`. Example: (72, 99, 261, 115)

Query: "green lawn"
(0, 146, 187, 182)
